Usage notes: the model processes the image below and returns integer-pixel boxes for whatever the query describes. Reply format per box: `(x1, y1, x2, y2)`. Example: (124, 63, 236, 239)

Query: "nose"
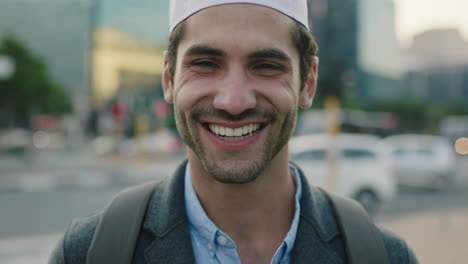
(213, 66, 256, 115)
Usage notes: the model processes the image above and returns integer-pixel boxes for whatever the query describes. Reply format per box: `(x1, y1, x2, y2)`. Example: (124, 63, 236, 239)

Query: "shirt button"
(217, 236, 228, 246)
(207, 242, 214, 250)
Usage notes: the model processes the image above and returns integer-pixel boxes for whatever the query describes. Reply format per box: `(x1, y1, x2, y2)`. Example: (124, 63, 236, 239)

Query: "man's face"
(163, 4, 316, 184)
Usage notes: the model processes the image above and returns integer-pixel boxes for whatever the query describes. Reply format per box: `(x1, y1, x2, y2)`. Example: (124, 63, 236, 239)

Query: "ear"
(299, 56, 319, 109)
(162, 50, 174, 104)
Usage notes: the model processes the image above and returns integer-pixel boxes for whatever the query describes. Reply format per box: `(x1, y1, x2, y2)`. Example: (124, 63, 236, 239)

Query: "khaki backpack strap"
(323, 189, 390, 264)
(86, 182, 157, 264)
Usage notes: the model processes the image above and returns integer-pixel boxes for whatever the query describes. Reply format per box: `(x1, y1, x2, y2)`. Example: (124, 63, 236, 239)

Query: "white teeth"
(208, 123, 261, 137)
(233, 128, 242, 136)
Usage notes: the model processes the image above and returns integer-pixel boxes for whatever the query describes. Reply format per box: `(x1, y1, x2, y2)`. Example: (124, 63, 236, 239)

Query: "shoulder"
(48, 170, 185, 264)
(49, 213, 100, 264)
(378, 226, 419, 264)
(64, 214, 100, 262)
(298, 182, 418, 264)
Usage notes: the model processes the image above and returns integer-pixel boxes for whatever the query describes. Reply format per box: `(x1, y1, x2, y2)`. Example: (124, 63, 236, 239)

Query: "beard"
(174, 105, 297, 184)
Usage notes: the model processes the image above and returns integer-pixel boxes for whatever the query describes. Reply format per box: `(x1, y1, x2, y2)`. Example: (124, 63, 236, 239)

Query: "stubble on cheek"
(174, 107, 203, 157)
(174, 104, 298, 184)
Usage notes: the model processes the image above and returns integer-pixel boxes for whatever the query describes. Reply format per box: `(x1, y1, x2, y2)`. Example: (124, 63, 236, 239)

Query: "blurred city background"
(0, 0, 467, 263)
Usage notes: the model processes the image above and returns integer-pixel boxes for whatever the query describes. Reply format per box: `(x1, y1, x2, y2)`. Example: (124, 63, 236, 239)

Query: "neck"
(188, 149, 296, 246)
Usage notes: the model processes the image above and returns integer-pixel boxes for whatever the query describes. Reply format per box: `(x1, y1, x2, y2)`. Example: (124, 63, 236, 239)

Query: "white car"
(381, 134, 456, 190)
(289, 133, 396, 213)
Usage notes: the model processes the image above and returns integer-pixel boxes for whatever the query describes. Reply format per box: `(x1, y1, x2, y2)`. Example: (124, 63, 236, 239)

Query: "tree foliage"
(0, 35, 72, 127)
(360, 99, 468, 133)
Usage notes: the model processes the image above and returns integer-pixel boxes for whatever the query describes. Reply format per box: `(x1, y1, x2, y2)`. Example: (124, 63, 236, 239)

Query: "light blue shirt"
(184, 163, 302, 264)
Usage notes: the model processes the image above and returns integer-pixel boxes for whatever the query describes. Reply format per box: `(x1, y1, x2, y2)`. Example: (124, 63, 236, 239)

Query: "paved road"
(372, 155, 468, 264)
(0, 187, 125, 237)
(0, 186, 128, 264)
(374, 187, 468, 264)
(0, 151, 467, 263)
(1, 185, 467, 263)
(378, 210, 468, 264)
(0, 149, 181, 192)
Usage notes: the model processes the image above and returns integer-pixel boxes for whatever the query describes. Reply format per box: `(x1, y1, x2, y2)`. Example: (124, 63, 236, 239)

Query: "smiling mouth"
(204, 123, 265, 141)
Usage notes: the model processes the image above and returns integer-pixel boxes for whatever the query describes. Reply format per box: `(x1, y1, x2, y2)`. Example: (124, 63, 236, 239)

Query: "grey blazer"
(49, 161, 418, 264)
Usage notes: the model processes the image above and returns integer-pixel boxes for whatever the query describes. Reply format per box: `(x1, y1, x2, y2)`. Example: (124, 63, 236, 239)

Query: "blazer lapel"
(137, 162, 345, 263)
(141, 161, 196, 264)
(291, 167, 345, 264)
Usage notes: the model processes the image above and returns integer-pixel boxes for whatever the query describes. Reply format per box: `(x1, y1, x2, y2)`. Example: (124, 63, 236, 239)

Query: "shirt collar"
(184, 162, 302, 257)
(281, 163, 302, 258)
(184, 163, 219, 246)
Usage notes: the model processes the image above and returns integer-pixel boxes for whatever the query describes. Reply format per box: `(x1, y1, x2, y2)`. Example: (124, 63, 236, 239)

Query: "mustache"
(191, 107, 276, 122)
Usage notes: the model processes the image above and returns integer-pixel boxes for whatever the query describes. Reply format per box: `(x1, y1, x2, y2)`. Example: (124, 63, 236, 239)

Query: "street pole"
(324, 95, 341, 193)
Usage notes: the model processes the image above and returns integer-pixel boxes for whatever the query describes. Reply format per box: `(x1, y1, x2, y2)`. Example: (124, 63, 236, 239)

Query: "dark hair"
(167, 20, 318, 90)
(167, 21, 186, 85)
(291, 22, 319, 90)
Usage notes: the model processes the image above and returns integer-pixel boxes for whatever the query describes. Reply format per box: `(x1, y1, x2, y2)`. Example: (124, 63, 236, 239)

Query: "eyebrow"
(247, 48, 292, 64)
(183, 45, 292, 65)
(184, 44, 225, 57)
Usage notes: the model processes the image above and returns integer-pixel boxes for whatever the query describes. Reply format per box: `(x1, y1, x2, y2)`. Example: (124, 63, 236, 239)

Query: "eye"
(192, 60, 216, 67)
(192, 59, 219, 68)
(188, 59, 220, 74)
(256, 63, 282, 70)
(253, 62, 285, 76)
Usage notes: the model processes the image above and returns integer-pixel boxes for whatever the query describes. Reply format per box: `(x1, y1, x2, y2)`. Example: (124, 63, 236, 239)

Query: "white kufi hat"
(169, 0, 309, 32)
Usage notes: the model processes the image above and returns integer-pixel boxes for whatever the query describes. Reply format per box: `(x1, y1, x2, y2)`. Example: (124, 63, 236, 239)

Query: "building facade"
(402, 28, 468, 103)
(307, 0, 403, 102)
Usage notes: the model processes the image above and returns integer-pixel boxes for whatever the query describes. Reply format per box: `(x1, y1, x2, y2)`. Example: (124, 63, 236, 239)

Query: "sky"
(96, 0, 468, 47)
(394, 0, 468, 47)
(99, 0, 169, 43)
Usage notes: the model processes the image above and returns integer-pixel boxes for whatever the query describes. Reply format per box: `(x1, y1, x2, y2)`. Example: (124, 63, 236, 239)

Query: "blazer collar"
(291, 165, 343, 263)
(142, 160, 195, 264)
(297, 166, 339, 242)
(140, 161, 342, 263)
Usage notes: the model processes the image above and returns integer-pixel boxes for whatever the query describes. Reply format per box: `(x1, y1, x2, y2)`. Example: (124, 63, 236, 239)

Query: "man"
(50, 0, 418, 263)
